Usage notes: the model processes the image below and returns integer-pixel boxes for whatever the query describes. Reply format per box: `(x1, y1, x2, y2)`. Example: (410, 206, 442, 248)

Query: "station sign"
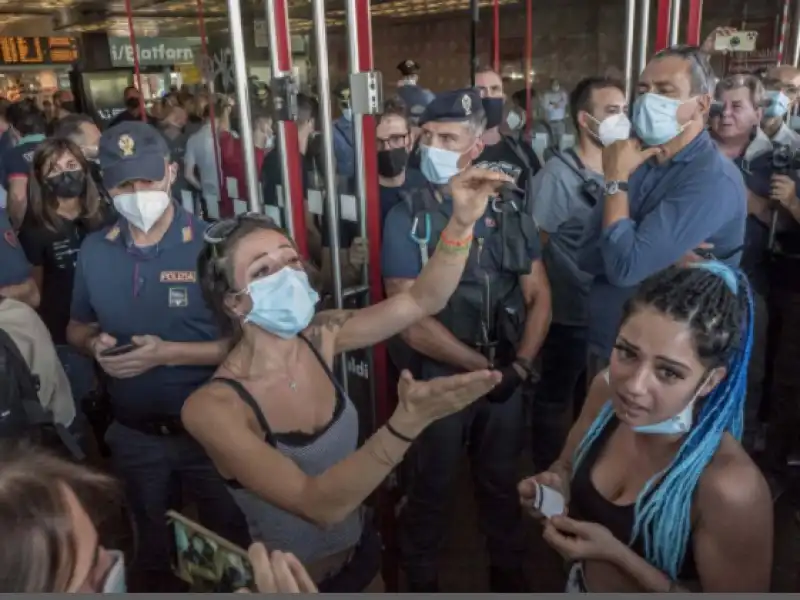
(0, 37, 78, 66)
(108, 37, 200, 67)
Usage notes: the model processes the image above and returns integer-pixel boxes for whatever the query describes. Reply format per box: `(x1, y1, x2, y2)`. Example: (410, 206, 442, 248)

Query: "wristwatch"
(604, 180, 629, 196)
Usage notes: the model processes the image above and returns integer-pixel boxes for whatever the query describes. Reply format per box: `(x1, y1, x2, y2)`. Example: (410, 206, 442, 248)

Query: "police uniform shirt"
(70, 205, 218, 422)
(0, 208, 32, 287)
(18, 207, 116, 345)
(382, 189, 541, 283)
(383, 88, 542, 279)
(2, 134, 45, 190)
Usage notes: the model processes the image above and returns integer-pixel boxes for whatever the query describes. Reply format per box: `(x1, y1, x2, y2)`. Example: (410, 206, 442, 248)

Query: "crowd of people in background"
(0, 26, 796, 594)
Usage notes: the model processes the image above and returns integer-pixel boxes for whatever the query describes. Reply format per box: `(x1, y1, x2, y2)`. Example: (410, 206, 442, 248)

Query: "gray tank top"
(214, 335, 362, 565)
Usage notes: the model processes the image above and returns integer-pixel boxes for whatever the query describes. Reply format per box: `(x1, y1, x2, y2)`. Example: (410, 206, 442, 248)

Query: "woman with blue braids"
(518, 262, 772, 592)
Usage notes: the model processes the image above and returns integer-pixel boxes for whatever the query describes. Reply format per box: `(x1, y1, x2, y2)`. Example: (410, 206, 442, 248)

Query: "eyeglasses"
(203, 213, 278, 245)
(376, 133, 409, 150)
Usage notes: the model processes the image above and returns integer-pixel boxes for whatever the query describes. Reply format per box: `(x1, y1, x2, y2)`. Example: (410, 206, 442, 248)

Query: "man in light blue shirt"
(579, 45, 747, 379)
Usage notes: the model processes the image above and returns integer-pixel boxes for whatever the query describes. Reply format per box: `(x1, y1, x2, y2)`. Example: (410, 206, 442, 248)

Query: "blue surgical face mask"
(765, 90, 791, 119)
(243, 267, 319, 339)
(342, 107, 353, 121)
(632, 93, 693, 146)
(420, 144, 462, 185)
(631, 372, 713, 435)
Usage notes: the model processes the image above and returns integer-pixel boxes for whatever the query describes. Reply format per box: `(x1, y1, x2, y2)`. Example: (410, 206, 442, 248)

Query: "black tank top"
(569, 416, 699, 582)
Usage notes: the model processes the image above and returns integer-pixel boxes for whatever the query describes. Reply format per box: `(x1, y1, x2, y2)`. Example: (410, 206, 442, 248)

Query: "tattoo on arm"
(304, 310, 355, 350)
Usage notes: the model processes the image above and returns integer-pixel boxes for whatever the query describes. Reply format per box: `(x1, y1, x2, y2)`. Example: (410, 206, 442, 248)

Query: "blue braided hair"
(572, 261, 753, 580)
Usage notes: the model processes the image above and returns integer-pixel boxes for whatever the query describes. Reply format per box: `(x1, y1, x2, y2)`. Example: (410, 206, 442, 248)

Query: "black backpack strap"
(551, 148, 589, 184)
(0, 328, 85, 461)
(211, 377, 276, 446)
(502, 135, 534, 174)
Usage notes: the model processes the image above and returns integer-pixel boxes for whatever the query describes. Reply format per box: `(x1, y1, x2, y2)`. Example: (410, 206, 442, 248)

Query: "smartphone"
(100, 343, 137, 357)
(167, 510, 255, 593)
(714, 31, 758, 52)
(533, 482, 566, 518)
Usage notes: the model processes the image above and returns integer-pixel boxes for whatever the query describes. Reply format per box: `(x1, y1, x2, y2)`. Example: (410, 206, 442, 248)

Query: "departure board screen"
(0, 37, 78, 66)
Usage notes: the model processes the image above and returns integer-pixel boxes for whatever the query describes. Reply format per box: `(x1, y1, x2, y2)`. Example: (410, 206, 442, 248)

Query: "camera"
(771, 144, 800, 175)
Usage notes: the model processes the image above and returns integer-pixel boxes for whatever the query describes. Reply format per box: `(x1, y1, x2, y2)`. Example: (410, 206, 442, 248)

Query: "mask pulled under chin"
(628, 371, 713, 435)
(630, 400, 696, 435)
(420, 144, 463, 185)
(101, 550, 127, 593)
(113, 190, 171, 233)
(245, 266, 319, 339)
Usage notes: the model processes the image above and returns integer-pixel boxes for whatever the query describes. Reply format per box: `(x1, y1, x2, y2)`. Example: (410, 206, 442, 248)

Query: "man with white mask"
(578, 45, 747, 382)
(760, 65, 800, 148)
(529, 76, 628, 471)
(66, 121, 250, 592)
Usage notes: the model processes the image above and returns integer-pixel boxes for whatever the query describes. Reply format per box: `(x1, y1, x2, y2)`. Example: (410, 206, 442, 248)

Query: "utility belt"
(115, 414, 187, 437)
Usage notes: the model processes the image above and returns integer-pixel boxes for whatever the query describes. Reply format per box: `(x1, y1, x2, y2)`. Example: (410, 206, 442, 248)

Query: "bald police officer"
(66, 121, 249, 592)
(382, 89, 551, 592)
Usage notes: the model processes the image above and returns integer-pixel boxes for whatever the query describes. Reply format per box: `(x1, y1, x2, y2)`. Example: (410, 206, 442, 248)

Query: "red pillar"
(655, 0, 672, 52)
(686, 0, 703, 46)
(272, 0, 308, 257)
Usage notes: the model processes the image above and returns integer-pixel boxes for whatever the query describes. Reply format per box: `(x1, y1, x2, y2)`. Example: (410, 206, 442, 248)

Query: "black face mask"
(46, 170, 86, 198)
(125, 97, 140, 110)
(482, 97, 504, 129)
(377, 147, 408, 178)
(59, 101, 76, 113)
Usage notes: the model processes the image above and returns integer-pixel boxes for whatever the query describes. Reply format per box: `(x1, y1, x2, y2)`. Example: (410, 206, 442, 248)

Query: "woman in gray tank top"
(182, 168, 512, 592)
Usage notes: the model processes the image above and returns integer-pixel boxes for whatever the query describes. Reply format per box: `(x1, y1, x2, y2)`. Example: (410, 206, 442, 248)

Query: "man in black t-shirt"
(473, 66, 541, 187)
(108, 86, 157, 128)
(2, 102, 48, 226)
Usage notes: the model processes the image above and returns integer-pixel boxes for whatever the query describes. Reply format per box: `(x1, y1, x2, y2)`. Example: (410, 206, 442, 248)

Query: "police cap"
(99, 120, 170, 190)
(334, 81, 351, 104)
(419, 88, 484, 126)
(397, 59, 420, 76)
(397, 85, 433, 126)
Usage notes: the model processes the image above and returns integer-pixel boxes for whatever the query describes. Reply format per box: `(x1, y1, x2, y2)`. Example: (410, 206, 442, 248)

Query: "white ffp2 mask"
(113, 190, 171, 233)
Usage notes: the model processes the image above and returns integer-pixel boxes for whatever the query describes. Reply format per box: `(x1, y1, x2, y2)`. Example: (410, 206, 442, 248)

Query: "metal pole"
(524, 0, 532, 134)
(264, 0, 308, 254)
(793, 0, 800, 66)
(225, 0, 260, 212)
(624, 0, 636, 101)
(669, 0, 681, 46)
(312, 0, 344, 316)
(470, 0, 479, 85)
(493, 0, 500, 72)
(778, 0, 791, 66)
(195, 0, 225, 216)
(638, 0, 651, 74)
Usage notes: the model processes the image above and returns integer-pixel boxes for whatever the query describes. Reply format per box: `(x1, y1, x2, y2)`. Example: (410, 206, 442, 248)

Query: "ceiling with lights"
(0, 0, 517, 37)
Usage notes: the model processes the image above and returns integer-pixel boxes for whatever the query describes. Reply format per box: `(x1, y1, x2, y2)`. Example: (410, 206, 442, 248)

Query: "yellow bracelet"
(436, 239, 471, 254)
